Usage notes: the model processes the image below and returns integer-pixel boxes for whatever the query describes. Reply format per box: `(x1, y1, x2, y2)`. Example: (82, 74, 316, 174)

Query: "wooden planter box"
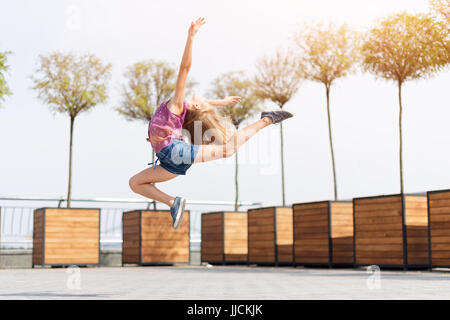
(353, 194, 428, 270)
(122, 210, 190, 265)
(427, 189, 450, 268)
(293, 201, 353, 267)
(32, 208, 100, 267)
(247, 206, 293, 266)
(201, 211, 247, 264)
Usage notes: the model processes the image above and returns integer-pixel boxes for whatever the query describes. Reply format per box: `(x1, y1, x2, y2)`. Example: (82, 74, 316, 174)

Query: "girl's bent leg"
(129, 165, 178, 207)
(194, 117, 272, 163)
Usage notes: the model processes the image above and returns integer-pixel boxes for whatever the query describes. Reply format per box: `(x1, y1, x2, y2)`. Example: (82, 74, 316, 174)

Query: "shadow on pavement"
(0, 292, 111, 298)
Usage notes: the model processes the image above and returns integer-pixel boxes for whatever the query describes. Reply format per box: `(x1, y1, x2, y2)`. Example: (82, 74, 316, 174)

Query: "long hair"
(182, 105, 232, 145)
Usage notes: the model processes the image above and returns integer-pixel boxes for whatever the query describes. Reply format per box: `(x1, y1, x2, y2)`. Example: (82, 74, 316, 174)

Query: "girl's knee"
(129, 176, 138, 192)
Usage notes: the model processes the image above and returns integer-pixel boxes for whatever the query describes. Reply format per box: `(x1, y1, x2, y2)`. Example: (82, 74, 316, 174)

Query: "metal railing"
(0, 196, 261, 250)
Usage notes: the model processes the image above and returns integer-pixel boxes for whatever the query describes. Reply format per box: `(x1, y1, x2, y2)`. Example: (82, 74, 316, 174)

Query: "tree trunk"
(67, 116, 75, 208)
(398, 81, 404, 194)
(280, 121, 286, 206)
(234, 150, 239, 211)
(326, 85, 338, 200)
(152, 149, 157, 210)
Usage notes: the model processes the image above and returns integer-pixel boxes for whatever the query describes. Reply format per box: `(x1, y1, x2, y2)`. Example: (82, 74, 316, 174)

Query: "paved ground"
(0, 265, 449, 299)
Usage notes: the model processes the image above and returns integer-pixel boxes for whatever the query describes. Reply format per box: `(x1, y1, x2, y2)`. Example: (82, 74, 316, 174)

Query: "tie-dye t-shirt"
(148, 100, 187, 153)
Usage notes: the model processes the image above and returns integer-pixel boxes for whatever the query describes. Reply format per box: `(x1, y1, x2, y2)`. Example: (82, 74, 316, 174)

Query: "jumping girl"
(129, 17, 293, 229)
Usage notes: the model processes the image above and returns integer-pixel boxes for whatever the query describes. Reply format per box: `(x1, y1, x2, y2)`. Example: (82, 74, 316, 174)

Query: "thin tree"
(361, 13, 449, 194)
(293, 23, 360, 200)
(32, 52, 112, 207)
(116, 59, 196, 209)
(254, 50, 302, 206)
(0, 51, 12, 107)
(209, 71, 261, 211)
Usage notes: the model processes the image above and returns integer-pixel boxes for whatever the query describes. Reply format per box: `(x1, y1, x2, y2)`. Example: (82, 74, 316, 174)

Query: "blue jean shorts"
(151, 139, 200, 175)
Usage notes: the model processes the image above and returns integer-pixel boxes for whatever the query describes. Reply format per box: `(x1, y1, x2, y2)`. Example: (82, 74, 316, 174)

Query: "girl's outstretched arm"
(207, 96, 241, 107)
(168, 17, 206, 115)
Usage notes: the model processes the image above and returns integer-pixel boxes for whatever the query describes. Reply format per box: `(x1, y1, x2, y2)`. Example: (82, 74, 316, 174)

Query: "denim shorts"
(153, 139, 200, 175)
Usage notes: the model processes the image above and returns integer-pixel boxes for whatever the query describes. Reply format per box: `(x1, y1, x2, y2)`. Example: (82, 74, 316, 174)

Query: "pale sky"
(0, 0, 449, 208)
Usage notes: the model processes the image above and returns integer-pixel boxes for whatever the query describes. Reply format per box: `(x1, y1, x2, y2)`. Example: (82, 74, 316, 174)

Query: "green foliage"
(0, 51, 12, 107)
(429, 0, 450, 23)
(361, 12, 449, 84)
(293, 23, 360, 87)
(31, 52, 112, 118)
(429, 0, 450, 61)
(209, 71, 261, 128)
(254, 49, 302, 108)
(117, 60, 197, 123)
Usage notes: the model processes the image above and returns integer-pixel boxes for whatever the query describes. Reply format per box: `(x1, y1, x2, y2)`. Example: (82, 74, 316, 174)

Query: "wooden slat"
(248, 233, 274, 241)
(293, 202, 329, 210)
(248, 225, 274, 233)
(429, 199, 450, 208)
(201, 247, 223, 254)
(248, 240, 274, 248)
(294, 239, 328, 246)
(45, 257, 98, 264)
(356, 237, 403, 245)
(356, 251, 402, 258)
(428, 191, 450, 200)
(141, 232, 188, 241)
(356, 257, 404, 265)
(355, 216, 402, 225)
(430, 251, 450, 259)
(293, 232, 327, 239)
(431, 258, 450, 266)
(201, 241, 222, 248)
(141, 254, 189, 263)
(202, 254, 223, 262)
(249, 247, 275, 254)
(355, 223, 402, 232)
(141, 247, 189, 255)
(296, 257, 329, 263)
(224, 254, 247, 262)
(354, 196, 402, 205)
(354, 210, 402, 218)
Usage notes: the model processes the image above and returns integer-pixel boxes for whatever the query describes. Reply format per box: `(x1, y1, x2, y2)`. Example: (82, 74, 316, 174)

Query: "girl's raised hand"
(188, 17, 206, 38)
(224, 96, 241, 106)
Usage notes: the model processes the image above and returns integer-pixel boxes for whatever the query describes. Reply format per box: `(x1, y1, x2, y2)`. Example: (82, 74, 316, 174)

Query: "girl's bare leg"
(129, 165, 178, 207)
(194, 117, 272, 163)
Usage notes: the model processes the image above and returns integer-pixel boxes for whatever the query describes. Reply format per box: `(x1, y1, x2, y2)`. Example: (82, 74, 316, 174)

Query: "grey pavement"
(0, 265, 449, 300)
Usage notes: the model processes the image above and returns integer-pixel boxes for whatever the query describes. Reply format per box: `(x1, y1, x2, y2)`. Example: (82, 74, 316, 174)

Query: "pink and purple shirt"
(148, 100, 187, 153)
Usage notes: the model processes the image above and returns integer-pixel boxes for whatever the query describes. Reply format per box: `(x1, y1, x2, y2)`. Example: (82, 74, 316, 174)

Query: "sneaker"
(261, 110, 293, 124)
(170, 196, 186, 229)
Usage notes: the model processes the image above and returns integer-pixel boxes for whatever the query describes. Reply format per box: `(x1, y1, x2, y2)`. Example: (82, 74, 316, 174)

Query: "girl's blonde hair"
(182, 104, 232, 145)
